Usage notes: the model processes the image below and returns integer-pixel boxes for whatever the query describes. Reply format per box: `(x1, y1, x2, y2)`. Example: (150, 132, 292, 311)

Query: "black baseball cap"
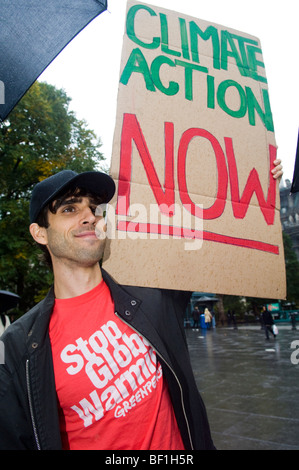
(29, 170, 116, 223)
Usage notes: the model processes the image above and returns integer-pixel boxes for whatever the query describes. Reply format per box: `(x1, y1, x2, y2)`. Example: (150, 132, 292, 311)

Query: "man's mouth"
(75, 231, 97, 239)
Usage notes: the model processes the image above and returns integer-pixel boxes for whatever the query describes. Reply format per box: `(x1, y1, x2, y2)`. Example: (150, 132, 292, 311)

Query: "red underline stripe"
(116, 221, 279, 255)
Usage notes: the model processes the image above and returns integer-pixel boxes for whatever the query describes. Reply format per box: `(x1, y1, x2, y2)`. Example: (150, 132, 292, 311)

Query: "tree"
(282, 232, 299, 305)
(245, 233, 299, 312)
(0, 82, 106, 316)
(215, 231, 299, 325)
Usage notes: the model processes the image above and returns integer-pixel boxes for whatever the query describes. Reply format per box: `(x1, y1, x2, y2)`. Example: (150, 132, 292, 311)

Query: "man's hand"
(272, 159, 283, 180)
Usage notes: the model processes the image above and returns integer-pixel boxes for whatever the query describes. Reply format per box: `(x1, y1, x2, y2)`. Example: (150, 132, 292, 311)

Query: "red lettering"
(177, 128, 228, 219)
(115, 114, 279, 254)
(225, 138, 277, 225)
(116, 113, 175, 215)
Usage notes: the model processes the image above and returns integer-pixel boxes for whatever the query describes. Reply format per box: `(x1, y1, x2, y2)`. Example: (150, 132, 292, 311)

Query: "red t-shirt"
(49, 281, 184, 450)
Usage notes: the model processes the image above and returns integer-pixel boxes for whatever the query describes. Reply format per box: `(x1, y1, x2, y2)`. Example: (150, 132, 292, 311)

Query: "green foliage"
(282, 232, 299, 305)
(0, 82, 105, 316)
(220, 231, 299, 321)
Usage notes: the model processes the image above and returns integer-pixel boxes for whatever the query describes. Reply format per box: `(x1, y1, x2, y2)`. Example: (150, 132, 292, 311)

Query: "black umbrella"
(0, 0, 107, 121)
(0, 290, 20, 314)
(196, 296, 220, 304)
(291, 130, 299, 193)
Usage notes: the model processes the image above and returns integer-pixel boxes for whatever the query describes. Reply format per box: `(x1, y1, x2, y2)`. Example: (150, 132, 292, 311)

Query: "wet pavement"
(186, 324, 299, 450)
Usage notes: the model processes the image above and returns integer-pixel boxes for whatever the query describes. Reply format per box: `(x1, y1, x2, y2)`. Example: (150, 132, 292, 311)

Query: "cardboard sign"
(102, 0, 286, 299)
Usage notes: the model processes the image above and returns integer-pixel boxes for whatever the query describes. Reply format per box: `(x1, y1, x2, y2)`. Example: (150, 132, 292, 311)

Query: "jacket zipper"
(114, 312, 194, 450)
(26, 359, 41, 450)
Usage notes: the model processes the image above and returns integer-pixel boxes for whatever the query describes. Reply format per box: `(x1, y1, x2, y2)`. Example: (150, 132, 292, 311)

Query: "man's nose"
(81, 206, 96, 225)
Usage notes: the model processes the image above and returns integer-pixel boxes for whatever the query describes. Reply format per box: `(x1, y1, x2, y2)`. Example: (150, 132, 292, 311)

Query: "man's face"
(44, 195, 106, 268)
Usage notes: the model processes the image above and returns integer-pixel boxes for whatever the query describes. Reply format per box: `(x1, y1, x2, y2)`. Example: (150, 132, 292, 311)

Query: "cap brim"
(68, 172, 116, 203)
(32, 171, 115, 223)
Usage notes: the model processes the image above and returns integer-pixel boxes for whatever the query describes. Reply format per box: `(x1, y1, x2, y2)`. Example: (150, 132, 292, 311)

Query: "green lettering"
(126, 5, 160, 49)
(120, 48, 155, 92)
(230, 34, 259, 78)
(247, 45, 267, 83)
(151, 56, 179, 96)
(246, 86, 274, 131)
(221, 31, 248, 76)
(179, 17, 190, 60)
(175, 59, 208, 101)
(190, 22, 220, 69)
(207, 75, 215, 109)
(217, 80, 247, 118)
(160, 13, 181, 57)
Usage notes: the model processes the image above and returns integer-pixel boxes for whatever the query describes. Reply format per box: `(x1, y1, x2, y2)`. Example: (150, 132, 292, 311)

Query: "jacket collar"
(101, 269, 142, 320)
(27, 269, 142, 352)
(26, 286, 55, 353)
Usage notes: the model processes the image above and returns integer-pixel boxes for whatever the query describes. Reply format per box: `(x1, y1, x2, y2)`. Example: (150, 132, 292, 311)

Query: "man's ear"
(29, 223, 48, 246)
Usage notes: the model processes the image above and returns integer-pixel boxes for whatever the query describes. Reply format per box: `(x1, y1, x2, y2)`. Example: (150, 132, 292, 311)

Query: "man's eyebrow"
(58, 197, 83, 207)
(57, 196, 102, 208)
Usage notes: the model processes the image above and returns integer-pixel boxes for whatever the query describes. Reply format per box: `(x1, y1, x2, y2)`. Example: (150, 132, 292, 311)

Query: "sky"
(40, 0, 298, 183)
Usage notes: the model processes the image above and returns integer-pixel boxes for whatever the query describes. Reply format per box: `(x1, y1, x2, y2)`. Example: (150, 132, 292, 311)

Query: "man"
(0, 160, 283, 450)
(192, 306, 200, 329)
(261, 305, 276, 340)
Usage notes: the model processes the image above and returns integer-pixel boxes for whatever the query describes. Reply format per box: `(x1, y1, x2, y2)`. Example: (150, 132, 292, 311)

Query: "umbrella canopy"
(0, 290, 20, 313)
(0, 0, 107, 121)
(291, 130, 299, 193)
(196, 296, 220, 303)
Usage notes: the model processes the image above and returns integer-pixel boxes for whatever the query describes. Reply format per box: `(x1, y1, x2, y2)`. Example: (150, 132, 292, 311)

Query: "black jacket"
(262, 310, 274, 326)
(0, 270, 214, 450)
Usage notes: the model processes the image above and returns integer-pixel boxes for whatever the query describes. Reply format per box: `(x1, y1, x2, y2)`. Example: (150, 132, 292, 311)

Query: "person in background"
(261, 306, 276, 340)
(204, 308, 212, 330)
(192, 305, 200, 329)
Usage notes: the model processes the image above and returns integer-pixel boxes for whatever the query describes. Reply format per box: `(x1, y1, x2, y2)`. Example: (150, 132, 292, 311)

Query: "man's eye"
(62, 206, 75, 213)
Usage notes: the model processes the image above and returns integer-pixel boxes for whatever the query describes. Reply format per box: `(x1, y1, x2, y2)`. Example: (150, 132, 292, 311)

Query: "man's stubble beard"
(46, 226, 107, 268)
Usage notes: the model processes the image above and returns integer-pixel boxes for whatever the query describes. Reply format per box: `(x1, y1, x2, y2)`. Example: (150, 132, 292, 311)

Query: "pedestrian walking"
(261, 306, 276, 340)
(290, 312, 297, 331)
(192, 306, 200, 328)
(204, 308, 212, 330)
(231, 310, 238, 330)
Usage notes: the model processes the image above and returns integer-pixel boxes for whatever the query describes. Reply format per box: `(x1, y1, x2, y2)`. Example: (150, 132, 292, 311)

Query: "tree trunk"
(216, 294, 226, 326)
